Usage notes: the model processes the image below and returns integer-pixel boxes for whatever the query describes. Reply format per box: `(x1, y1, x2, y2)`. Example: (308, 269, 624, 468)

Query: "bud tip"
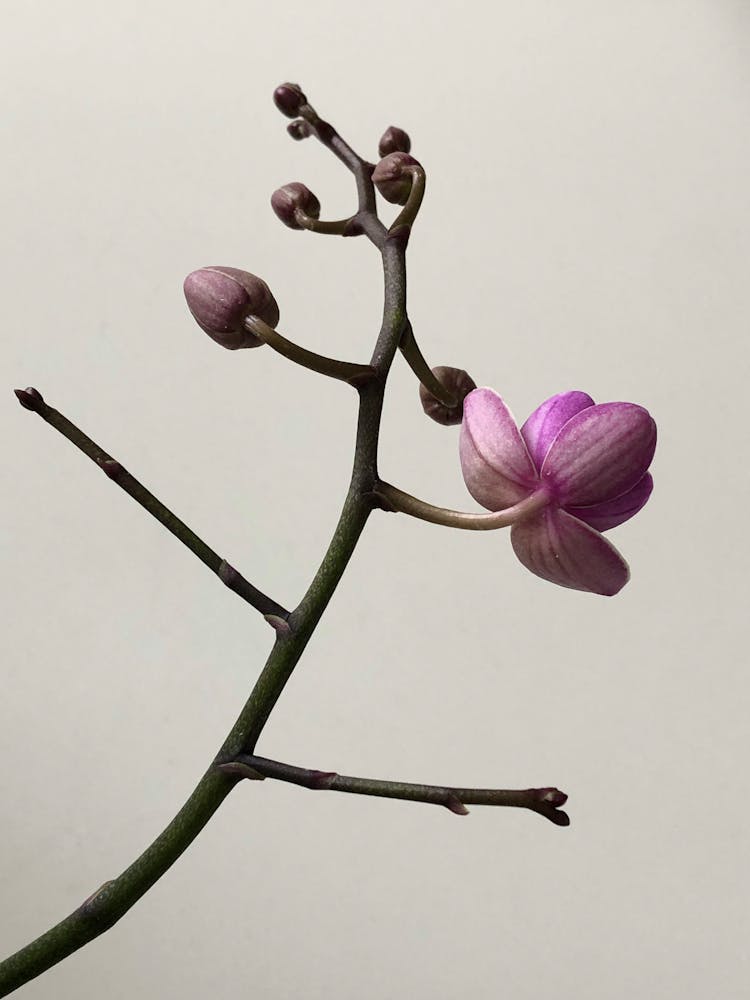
(15, 387, 44, 411)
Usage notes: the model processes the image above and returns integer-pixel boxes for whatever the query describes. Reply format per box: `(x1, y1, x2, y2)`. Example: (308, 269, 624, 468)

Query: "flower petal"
(521, 391, 595, 471)
(510, 508, 630, 595)
(459, 389, 538, 510)
(567, 473, 653, 532)
(542, 402, 656, 506)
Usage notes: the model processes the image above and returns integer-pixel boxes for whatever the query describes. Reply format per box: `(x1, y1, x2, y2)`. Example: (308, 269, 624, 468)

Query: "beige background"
(2, 2, 749, 998)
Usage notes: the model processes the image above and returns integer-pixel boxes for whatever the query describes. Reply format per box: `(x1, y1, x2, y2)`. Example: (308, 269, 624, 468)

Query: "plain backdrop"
(2, 2, 749, 998)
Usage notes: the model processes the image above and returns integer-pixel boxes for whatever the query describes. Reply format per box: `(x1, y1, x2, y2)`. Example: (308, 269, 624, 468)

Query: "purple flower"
(459, 389, 656, 596)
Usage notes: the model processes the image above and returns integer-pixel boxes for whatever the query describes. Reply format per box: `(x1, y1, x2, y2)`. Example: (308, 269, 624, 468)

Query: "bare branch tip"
(14, 386, 44, 411)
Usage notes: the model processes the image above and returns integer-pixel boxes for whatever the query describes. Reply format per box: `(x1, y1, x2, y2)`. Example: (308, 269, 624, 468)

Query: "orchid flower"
(459, 389, 656, 596)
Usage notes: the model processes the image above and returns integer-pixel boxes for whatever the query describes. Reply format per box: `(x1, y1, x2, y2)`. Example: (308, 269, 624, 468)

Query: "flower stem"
(296, 211, 356, 235)
(391, 165, 426, 231)
(377, 482, 549, 529)
(220, 755, 570, 825)
(399, 321, 457, 406)
(244, 316, 375, 385)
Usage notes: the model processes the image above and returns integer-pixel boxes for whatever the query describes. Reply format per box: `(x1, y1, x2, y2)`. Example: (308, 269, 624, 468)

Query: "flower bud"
(378, 126, 411, 157)
(183, 267, 279, 350)
(419, 366, 477, 426)
(273, 83, 306, 118)
(271, 182, 321, 230)
(287, 119, 312, 141)
(372, 152, 421, 205)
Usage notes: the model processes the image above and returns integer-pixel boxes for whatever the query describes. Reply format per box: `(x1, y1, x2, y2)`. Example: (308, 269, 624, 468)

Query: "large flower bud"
(271, 183, 321, 230)
(273, 83, 306, 118)
(419, 366, 477, 426)
(183, 267, 279, 350)
(378, 126, 411, 157)
(372, 152, 421, 205)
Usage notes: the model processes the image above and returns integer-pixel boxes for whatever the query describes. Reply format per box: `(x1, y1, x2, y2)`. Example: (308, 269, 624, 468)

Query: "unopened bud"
(372, 152, 421, 205)
(419, 366, 477, 426)
(14, 387, 44, 411)
(287, 119, 312, 141)
(183, 267, 279, 350)
(378, 126, 411, 157)
(271, 182, 321, 230)
(273, 83, 306, 118)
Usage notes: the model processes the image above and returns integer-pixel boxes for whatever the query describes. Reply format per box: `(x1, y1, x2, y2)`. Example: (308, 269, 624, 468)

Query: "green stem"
(377, 482, 550, 530)
(221, 754, 570, 825)
(391, 165, 425, 231)
(399, 321, 457, 406)
(12, 389, 288, 620)
(296, 211, 355, 235)
(245, 316, 375, 385)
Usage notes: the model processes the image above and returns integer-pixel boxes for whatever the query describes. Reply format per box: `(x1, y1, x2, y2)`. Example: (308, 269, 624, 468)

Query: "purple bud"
(14, 387, 44, 411)
(372, 152, 421, 205)
(183, 267, 279, 350)
(273, 82, 306, 118)
(287, 119, 312, 141)
(420, 366, 477, 426)
(100, 459, 124, 481)
(271, 183, 321, 230)
(378, 126, 411, 157)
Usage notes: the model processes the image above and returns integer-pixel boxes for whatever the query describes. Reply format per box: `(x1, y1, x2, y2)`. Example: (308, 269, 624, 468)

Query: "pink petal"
(541, 402, 656, 507)
(521, 391, 594, 471)
(510, 508, 630, 596)
(459, 389, 538, 510)
(567, 473, 653, 532)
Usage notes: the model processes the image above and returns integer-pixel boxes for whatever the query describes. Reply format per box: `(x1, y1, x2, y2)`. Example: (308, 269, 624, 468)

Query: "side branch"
(399, 322, 457, 406)
(244, 318, 375, 385)
(14, 388, 288, 620)
(376, 481, 550, 530)
(220, 755, 570, 826)
(291, 98, 387, 246)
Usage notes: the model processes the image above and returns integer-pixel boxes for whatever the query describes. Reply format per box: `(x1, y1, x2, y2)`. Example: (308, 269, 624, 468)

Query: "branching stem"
(399, 321, 457, 406)
(0, 90, 566, 999)
(377, 481, 550, 530)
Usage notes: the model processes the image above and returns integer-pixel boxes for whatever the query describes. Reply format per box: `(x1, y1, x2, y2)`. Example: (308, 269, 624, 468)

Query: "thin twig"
(220, 755, 570, 826)
(13, 388, 288, 620)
